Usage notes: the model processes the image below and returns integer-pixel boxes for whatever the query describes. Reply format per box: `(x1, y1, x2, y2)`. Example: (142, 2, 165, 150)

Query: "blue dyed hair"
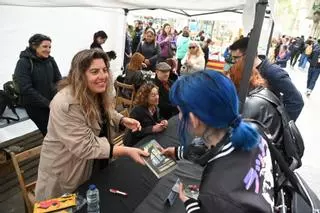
(169, 70, 259, 151)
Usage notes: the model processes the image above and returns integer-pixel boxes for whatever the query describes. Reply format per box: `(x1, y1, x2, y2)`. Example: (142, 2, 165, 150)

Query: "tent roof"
(0, 0, 247, 11)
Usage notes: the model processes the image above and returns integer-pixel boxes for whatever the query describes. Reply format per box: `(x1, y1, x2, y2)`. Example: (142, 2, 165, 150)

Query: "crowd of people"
(270, 35, 320, 96)
(10, 19, 311, 213)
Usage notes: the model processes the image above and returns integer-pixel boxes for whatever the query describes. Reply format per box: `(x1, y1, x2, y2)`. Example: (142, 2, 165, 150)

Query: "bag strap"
(244, 119, 310, 206)
(29, 58, 34, 74)
(251, 90, 291, 127)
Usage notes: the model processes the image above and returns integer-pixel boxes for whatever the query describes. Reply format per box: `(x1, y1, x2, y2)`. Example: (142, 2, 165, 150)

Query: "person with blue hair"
(161, 70, 274, 213)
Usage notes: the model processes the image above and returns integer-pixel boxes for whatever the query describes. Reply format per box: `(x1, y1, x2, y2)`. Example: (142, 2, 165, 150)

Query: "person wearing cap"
(136, 27, 160, 71)
(153, 62, 178, 120)
(13, 34, 62, 136)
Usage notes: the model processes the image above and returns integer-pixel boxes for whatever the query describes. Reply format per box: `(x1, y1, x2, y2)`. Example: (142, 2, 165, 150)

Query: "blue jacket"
(258, 58, 304, 121)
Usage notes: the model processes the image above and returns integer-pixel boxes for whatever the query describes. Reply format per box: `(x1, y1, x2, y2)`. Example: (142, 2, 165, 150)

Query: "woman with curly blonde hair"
(181, 41, 205, 75)
(35, 49, 149, 201)
(124, 82, 168, 146)
(124, 52, 146, 91)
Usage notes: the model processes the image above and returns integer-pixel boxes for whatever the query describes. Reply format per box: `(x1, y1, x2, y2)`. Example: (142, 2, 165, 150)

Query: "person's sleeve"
(276, 56, 287, 63)
(174, 146, 185, 160)
(158, 35, 169, 47)
(14, 58, 50, 108)
(49, 100, 111, 159)
(51, 58, 62, 83)
(148, 44, 160, 65)
(130, 107, 154, 137)
(181, 54, 188, 65)
(263, 68, 304, 121)
(191, 56, 206, 70)
(184, 193, 246, 213)
(136, 42, 142, 53)
(158, 97, 176, 115)
(184, 199, 201, 213)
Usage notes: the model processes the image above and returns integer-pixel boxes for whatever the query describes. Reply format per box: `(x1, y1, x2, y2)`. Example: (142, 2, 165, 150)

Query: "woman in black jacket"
(124, 82, 168, 146)
(90, 30, 108, 49)
(161, 71, 274, 213)
(90, 31, 116, 60)
(124, 52, 146, 91)
(14, 34, 62, 136)
(229, 57, 283, 147)
(136, 27, 160, 71)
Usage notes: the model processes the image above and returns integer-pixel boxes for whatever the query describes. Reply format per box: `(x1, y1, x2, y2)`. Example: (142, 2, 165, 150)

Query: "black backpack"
(251, 88, 304, 169)
(0, 89, 20, 123)
(246, 119, 320, 213)
(12, 58, 34, 99)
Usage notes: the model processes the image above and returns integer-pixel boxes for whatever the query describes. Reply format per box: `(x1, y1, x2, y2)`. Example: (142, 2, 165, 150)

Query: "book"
(172, 178, 200, 200)
(33, 194, 76, 213)
(140, 139, 177, 178)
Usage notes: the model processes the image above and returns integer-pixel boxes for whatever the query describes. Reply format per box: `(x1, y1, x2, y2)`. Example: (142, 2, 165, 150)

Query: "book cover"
(141, 139, 177, 178)
(172, 178, 200, 200)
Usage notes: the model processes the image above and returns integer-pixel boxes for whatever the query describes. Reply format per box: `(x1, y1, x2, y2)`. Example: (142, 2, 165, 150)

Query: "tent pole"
(239, 0, 268, 112)
(266, 20, 274, 57)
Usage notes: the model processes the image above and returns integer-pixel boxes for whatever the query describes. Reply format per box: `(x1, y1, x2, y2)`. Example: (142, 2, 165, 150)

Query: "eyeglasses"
(189, 46, 196, 49)
(231, 54, 245, 63)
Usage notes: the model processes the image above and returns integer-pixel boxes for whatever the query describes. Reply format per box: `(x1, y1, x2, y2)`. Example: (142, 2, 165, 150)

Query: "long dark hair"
(93, 31, 108, 43)
(28, 34, 51, 49)
(162, 23, 171, 36)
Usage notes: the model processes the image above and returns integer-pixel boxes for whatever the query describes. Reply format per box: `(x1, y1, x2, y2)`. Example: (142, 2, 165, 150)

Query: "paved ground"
(287, 65, 320, 196)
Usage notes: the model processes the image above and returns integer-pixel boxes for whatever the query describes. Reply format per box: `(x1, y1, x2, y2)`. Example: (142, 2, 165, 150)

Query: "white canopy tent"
(0, 0, 273, 79)
(0, 0, 274, 112)
(0, 0, 273, 140)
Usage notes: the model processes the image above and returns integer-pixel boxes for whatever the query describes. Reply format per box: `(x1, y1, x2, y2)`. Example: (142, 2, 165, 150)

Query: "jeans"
(298, 54, 308, 69)
(307, 67, 320, 90)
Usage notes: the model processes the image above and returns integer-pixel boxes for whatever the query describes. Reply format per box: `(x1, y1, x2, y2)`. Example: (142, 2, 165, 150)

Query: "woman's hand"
(144, 59, 150, 66)
(160, 120, 168, 129)
(126, 147, 149, 165)
(160, 146, 176, 159)
(179, 183, 190, 203)
(152, 123, 166, 133)
(122, 117, 141, 132)
(142, 63, 148, 68)
(113, 146, 149, 165)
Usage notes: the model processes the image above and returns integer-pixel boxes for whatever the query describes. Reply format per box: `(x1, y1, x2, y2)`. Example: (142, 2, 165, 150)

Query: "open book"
(140, 139, 177, 178)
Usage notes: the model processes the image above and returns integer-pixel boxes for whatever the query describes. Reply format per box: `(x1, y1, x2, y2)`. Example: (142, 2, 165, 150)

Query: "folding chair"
(111, 108, 129, 146)
(10, 145, 42, 213)
(114, 81, 136, 113)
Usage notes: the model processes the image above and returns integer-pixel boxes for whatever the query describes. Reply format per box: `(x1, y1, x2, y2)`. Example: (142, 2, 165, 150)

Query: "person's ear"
(189, 112, 201, 130)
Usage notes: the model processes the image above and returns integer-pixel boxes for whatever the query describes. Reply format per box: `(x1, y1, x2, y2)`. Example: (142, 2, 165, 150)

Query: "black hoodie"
(14, 47, 62, 108)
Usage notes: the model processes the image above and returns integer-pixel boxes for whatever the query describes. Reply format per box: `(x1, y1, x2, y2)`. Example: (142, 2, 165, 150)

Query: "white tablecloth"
(0, 107, 37, 144)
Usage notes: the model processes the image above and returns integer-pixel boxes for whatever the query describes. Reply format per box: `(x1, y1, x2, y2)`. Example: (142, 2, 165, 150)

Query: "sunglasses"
(189, 46, 196, 49)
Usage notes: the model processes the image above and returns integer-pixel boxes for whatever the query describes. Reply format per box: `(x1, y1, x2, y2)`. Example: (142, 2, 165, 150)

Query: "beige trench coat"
(35, 87, 123, 201)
